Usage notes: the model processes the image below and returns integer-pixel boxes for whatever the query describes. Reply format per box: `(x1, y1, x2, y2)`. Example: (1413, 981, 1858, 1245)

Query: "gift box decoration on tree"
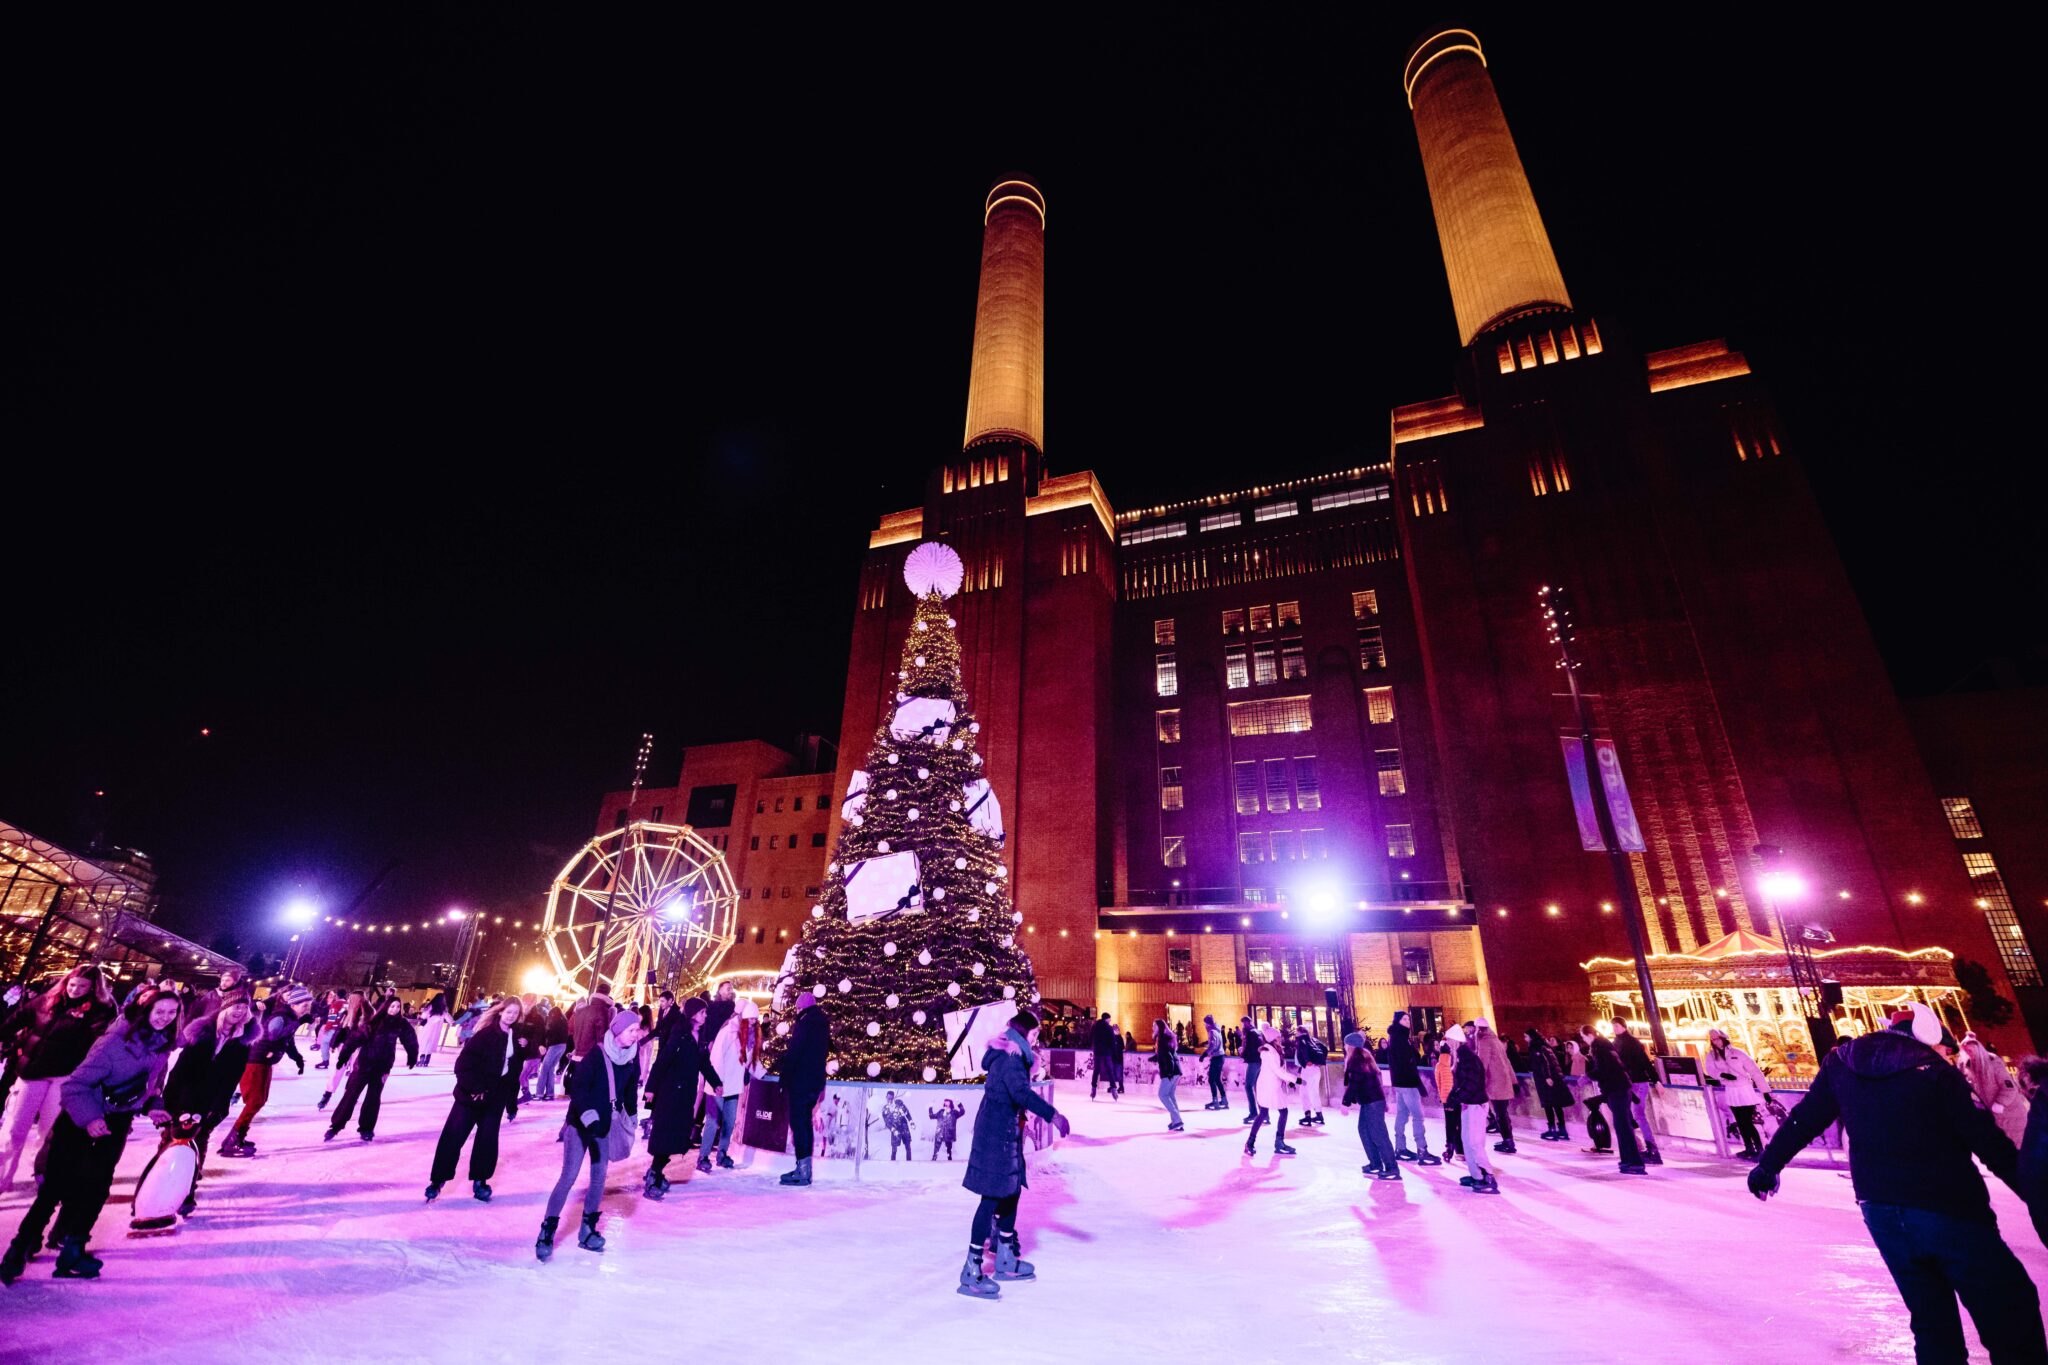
(767, 540, 1037, 1082)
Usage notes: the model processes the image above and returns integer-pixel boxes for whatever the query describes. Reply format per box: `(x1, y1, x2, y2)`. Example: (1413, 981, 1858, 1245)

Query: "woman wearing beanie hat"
(536, 1008, 644, 1262)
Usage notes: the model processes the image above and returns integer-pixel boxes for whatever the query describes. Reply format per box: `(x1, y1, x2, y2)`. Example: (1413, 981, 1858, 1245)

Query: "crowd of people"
(3, 961, 2045, 1355)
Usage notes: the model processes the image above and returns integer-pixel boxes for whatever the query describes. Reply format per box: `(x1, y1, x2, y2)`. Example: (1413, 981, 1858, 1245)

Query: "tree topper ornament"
(903, 541, 965, 599)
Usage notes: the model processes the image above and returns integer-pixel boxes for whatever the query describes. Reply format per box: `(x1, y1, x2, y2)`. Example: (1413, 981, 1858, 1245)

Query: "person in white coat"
(1701, 1028, 1772, 1160)
(1244, 1023, 1303, 1157)
(697, 994, 757, 1173)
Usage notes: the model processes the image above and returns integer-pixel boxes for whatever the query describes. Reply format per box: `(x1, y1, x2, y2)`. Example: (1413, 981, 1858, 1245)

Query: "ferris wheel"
(540, 821, 739, 1001)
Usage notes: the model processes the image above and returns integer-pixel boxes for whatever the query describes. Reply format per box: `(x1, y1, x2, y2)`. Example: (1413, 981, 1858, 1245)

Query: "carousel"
(1582, 929, 1970, 1078)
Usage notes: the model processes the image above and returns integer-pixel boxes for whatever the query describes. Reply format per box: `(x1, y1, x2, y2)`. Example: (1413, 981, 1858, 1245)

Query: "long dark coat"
(450, 1020, 533, 1104)
(645, 1028, 721, 1158)
(1527, 1040, 1573, 1108)
(963, 1038, 1056, 1199)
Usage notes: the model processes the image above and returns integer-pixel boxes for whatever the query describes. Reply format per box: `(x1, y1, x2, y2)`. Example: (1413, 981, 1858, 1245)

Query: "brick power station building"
(613, 29, 2040, 1066)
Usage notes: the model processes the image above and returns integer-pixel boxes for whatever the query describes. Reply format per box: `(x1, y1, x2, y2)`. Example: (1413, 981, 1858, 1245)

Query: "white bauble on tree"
(885, 993, 900, 1008)
(917, 948, 933, 966)
(838, 978, 853, 994)
(912, 1010, 928, 1025)
(866, 1021, 881, 1037)
(1003, 985, 1017, 999)
(955, 857, 968, 870)
(947, 982, 962, 997)
(826, 1060, 840, 1075)
(923, 1066, 938, 1082)
(776, 1021, 791, 1036)
(971, 962, 986, 977)
(867, 1061, 882, 1077)
(883, 941, 898, 956)
(903, 541, 965, 599)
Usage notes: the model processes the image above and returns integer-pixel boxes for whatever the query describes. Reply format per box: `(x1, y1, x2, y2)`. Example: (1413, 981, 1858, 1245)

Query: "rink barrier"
(743, 1075, 1060, 1182)
(1041, 1049, 1845, 1167)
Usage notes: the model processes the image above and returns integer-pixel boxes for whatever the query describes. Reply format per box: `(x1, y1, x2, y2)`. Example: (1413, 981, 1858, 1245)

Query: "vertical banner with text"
(1560, 737, 1646, 852)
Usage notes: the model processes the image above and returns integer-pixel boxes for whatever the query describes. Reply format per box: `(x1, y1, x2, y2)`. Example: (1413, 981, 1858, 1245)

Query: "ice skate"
(992, 1234, 1035, 1281)
(1395, 1147, 1417, 1162)
(1274, 1141, 1298, 1156)
(642, 1173, 666, 1200)
(1415, 1149, 1442, 1166)
(1375, 1166, 1403, 1181)
(0, 1236, 32, 1286)
(471, 1180, 492, 1202)
(957, 1252, 1000, 1299)
(52, 1238, 102, 1279)
(1643, 1146, 1664, 1165)
(577, 1211, 605, 1252)
(423, 1182, 442, 1202)
(323, 1127, 340, 1142)
(1468, 1173, 1500, 1195)
(778, 1158, 812, 1187)
(178, 1194, 198, 1218)
(535, 1216, 558, 1262)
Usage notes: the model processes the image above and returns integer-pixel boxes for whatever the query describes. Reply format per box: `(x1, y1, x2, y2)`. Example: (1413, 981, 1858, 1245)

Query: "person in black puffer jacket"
(777, 993, 829, 1187)
(162, 997, 259, 1206)
(1385, 1012, 1433, 1163)
(0, 967, 117, 1193)
(1750, 1004, 2043, 1365)
(1612, 1017, 1662, 1163)
(1579, 1024, 1646, 1172)
(325, 999, 418, 1142)
(426, 997, 534, 1203)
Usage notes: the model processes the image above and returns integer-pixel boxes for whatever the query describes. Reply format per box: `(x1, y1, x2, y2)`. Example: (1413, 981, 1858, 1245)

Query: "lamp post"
(1540, 587, 1668, 1055)
(588, 732, 654, 998)
(1753, 843, 1837, 1062)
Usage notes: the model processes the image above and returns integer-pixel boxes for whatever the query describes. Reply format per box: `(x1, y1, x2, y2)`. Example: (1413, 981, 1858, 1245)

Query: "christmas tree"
(767, 541, 1036, 1083)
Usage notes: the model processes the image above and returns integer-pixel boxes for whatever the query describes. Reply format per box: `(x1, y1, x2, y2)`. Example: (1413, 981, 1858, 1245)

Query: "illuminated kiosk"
(1582, 929, 1970, 1078)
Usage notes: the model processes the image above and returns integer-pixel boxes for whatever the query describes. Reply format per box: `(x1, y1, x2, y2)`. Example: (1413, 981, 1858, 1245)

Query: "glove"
(1746, 1166, 1779, 1201)
(1052, 1112, 1071, 1138)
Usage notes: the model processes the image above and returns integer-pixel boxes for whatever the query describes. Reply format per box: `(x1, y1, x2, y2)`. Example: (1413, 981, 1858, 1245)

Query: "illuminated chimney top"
(961, 177, 1046, 453)
(1403, 29, 1572, 347)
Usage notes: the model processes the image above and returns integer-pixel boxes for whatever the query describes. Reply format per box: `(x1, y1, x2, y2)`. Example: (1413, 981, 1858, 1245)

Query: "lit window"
(1281, 949, 1311, 984)
(1300, 828, 1326, 860)
(1120, 521, 1187, 545)
(1294, 756, 1321, 811)
(1280, 637, 1306, 679)
(1312, 487, 1379, 512)
(1247, 948, 1275, 983)
(1963, 852, 2012, 909)
(1402, 946, 1435, 985)
(1222, 608, 1245, 636)
(1358, 626, 1386, 671)
(1225, 645, 1250, 690)
(1154, 618, 1177, 646)
(1253, 643, 1277, 685)
(1983, 906, 2041, 986)
(1156, 652, 1179, 697)
(1160, 767, 1184, 811)
(1228, 696, 1313, 737)
(1942, 797, 1984, 840)
(1264, 758, 1292, 813)
(1167, 947, 1194, 983)
(1376, 749, 1406, 796)
(1244, 888, 1266, 904)
(1277, 601, 1300, 628)
(1365, 686, 1395, 723)
(1254, 501, 1298, 523)
(1162, 835, 1187, 868)
(1238, 831, 1269, 864)
(1314, 949, 1339, 985)
(1156, 710, 1182, 743)
(1233, 761, 1261, 815)
(1249, 605, 1273, 633)
(1387, 824, 1416, 858)
(1200, 511, 1242, 532)
(1269, 830, 1299, 862)
(1352, 589, 1379, 619)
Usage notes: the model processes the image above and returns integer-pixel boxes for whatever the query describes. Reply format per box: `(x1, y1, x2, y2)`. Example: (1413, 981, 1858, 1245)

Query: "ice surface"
(4, 1062, 2041, 1363)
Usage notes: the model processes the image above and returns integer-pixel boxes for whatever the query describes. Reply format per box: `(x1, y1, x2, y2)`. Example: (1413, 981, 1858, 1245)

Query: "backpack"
(1302, 1037, 1329, 1066)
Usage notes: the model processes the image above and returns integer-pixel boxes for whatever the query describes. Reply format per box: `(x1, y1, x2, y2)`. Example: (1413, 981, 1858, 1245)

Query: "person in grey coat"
(957, 1009, 1069, 1300)
(2, 991, 179, 1283)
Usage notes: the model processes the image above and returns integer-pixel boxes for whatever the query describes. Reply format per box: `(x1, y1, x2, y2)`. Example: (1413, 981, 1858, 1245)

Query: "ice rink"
(4, 1060, 2041, 1363)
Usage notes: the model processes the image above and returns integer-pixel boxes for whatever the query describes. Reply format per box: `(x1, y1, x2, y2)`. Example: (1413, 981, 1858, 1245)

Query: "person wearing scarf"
(537, 1010, 645, 1262)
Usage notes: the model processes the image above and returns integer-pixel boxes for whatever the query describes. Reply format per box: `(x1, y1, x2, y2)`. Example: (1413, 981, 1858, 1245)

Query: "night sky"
(9, 9, 2038, 953)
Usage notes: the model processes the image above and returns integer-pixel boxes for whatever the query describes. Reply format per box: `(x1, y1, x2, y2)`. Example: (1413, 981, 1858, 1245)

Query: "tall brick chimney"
(1403, 29, 1572, 346)
(961, 177, 1046, 453)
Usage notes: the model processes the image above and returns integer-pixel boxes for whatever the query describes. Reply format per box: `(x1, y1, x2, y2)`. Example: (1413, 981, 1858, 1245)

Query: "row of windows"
(1942, 796, 1984, 840)
(1119, 486, 1388, 546)
(752, 832, 829, 850)
(756, 793, 830, 814)
(1225, 638, 1308, 687)
(1944, 797, 2040, 986)
(1247, 947, 1339, 986)
(1230, 756, 1321, 814)
(1237, 829, 1330, 863)
(740, 884, 822, 902)
(1228, 695, 1313, 736)
(1156, 689, 1389, 745)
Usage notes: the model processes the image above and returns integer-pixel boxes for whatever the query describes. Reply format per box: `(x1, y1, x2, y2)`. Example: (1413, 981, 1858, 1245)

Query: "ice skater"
(325, 997, 418, 1142)
(416, 992, 451, 1066)
(1749, 1003, 2044, 1364)
(220, 989, 306, 1158)
(1, 989, 178, 1283)
(1292, 1023, 1328, 1126)
(1612, 1017, 1662, 1165)
(1201, 1014, 1228, 1109)
(426, 995, 533, 1203)
(1384, 1012, 1437, 1165)
(160, 992, 257, 1212)
(1472, 1019, 1515, 1155)
(1343, 1021, 1399, 1180)
(1244, 1023, 1300, 1156)
(1580, 1025, 1646, 1174)
(1445, 1025, 1497, 1193)
(1526, 1027, 1572, 1143)
(644, 997, 719, 1198)
(956, 1009, 1069, 1299)
(1152, 1020, 1184, 1131)
(317, 992, 368, 1107)
(537, 1010, 644, 1261)
(0, 966, 116, 1195)
(1700, 1028, 1770, 1160)
(929, 1098, 964, 1159)
(1240, 1014, 1262, 1126)
(779, 991, 829, 1187)
(1088, 1012, 1119, 1100)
